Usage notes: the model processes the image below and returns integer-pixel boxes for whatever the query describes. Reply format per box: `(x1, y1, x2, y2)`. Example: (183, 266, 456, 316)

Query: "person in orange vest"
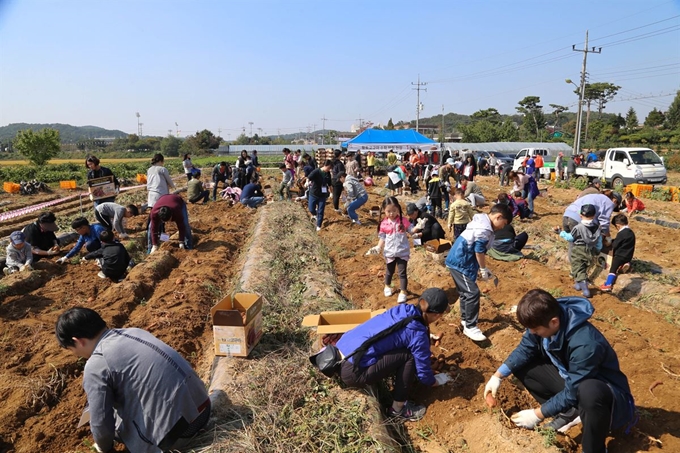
(418, 149, 427, 176)
(534, 154, 544, 179)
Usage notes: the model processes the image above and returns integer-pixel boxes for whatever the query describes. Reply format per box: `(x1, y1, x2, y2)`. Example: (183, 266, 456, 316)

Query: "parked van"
(574, 147, 667, 190)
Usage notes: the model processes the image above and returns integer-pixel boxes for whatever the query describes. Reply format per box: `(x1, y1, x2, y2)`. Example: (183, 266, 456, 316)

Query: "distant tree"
(584, 82, 620, 116)
(386, 118, 395, 130)
(233, 133, 250, 145)
(14, 128, 61, 166)
(549, 104, 568, 130)
(516, 96, 546, 140)
(644, 108, 665, 128)
(471, 108, 501, 122)
(665, 90, 680, 129)
(625, 107, 638, 132)
(194, 129, 222, 150)
(499, 119, 519, 141)
(160, 135, 182, 157)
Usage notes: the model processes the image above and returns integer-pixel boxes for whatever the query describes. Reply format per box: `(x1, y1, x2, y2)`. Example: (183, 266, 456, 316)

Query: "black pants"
(186, 173, 192, 181)
(340, 349, 415, 402)
(385, 257, 407, 291)
(189, 190, 210, 204)
(608, 255, 628, 275)
(430, 197, 442, 218)
(94, 210, 113, 231)
(368, 166, 374, 177)
(514, 357, 614, 453)
(332, 180, 344, 209)
(212, 179, 228, 200)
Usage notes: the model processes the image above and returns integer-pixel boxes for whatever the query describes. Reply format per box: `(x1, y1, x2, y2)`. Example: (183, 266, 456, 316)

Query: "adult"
(460, 176, 486, 208)
(491, 223, 528, 256)
(405, 203, 446, 243)
(488, 154, 497, 176)
(498, 162, 512, 187)
(336, 288, 452, 422)
(235, 150, 249, 188)
(345, 156, 360, 178)
(387, 164, 406, 197)
(577, 179, 602, 199)
(366, 152, 376, 177)
(566, 155, 577, 181)
(586, 151, 598, 164)
(354, 151, 363, 174)
(211, 161, 231, 201)
(509, 170, 537, 216)
(439, 158, 456, 212)
(386, 149, 398, 166)
(240, 178, 266, 209)
(534, 153, 544, 178)
(146, 153, 175, 209)
(187, 170, 210, 204)
(56, 307, 210, 453)
(251, 150, 259, 168)
(555, 152, 564, 181)
(483, 290, 634, 451)
(22, 212, 60, 262)
(330, 149, 346, 212)
(307, 160, 333, 231)
(283, 148, 296, 180)
(525, 155, 536, 176)
(303, 153, 317, 170)
(56, 218, 106, 264)
(86, 155, 120, 206)
(182, 154, 194, 181)
(339, 171, 368, 225)
(562, 192, 618, 237)
(148, 194, 192, 252)
(461, 155, 477, 181)
(94, 202, 139, 239)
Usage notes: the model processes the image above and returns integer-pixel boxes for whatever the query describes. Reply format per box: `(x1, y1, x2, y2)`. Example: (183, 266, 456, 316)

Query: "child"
(448, 188, 474, 240)
(3, 231, 33, 275)
(82, 230, 132, 281)
(186, 170, 210, 204)
(445, 204, 513, 341)
(367, 197, 420, 304)
(513, 191, 531, 219)
(94, 202, 140, 238)
(600, 214, 636, 292)
(278, 163, 294, 201)
(623, 191, 645, 215)
(56, 218, 107, 264)
(426, 169, 443, 218)
(557, 204, 602, 298)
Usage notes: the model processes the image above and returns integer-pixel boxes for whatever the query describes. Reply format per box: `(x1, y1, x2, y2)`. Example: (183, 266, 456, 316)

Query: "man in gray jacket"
(56, 307, 210, 453)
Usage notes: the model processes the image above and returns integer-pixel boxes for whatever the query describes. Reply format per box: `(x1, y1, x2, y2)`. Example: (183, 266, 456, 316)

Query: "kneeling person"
(94, 202, 139, 239)
(57, 218, 107, 264)
(56, 307, 210, 453)
(483, 289, 635, 453)
(3, 231, 33, 275)
(82, 230, 131, 281)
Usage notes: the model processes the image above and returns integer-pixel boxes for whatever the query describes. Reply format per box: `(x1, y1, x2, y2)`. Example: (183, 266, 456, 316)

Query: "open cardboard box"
(425, 239, 452, 254)
(87, 176, 116, 201)
(211, 293, 264, 357)
(302, 308, 386, 349)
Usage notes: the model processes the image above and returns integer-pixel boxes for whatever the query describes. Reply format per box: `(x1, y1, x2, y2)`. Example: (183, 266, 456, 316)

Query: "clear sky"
(1, 0, 679, 138)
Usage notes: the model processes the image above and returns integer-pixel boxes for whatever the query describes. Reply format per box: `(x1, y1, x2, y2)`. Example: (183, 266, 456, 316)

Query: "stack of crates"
(624, 183, 653, 198)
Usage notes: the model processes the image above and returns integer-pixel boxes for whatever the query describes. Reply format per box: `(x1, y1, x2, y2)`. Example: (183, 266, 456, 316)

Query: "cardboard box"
(425, 239, 452, 254)
(88, 176, 116, 201)
(302, 309, 385, 349)
(211, 293, 264, 357)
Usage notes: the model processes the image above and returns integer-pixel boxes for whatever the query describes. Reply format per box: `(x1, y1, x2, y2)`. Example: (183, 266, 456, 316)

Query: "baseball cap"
(446, 158, 455, 165)
(592, 179, 602, 186)
(431, 170, 439, 176)
(580, 204, 596, 218)
(406, 203, 419, 215)
(10, 231, 25, 245)
(421, 288, 450, 314)
(38, 212, 59, 232)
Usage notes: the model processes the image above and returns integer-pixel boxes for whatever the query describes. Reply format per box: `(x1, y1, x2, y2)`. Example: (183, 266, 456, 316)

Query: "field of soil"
(1, 170, 679, 453)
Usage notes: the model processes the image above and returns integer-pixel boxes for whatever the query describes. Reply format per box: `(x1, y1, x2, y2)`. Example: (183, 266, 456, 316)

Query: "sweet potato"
(485, 393, 497, 408)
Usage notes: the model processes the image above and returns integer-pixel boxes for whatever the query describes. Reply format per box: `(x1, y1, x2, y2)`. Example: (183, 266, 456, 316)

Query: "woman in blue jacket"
(336, 288, 452, 422)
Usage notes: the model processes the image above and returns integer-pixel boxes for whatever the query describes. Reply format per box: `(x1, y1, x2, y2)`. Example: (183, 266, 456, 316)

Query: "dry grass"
(0, 364, 68, 411)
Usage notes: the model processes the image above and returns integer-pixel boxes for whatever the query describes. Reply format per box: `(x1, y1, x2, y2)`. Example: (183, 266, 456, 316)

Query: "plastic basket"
(136, 174, 147, 184)
(625, 184, 653, 198)
(59, 180, 77, 189)
(3, 182, 20, 193)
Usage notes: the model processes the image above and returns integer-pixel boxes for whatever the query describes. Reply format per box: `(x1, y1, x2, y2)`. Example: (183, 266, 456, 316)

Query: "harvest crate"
(59, 180, 77, 190)
(625, 183, 653, 198)
(3, 182, 20, 193)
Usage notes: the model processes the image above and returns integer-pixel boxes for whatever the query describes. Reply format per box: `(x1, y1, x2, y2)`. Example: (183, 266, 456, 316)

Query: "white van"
(574, 147, 667, 190)
(512, 148, 554, 177)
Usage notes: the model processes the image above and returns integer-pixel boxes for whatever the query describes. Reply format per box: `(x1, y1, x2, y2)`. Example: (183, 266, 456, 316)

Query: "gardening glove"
(511, 409, 541, 429)
(150, 245, 159, 254)
(479, 267, 493, 280)
(56, 257, 68, 265)
(178, 243, 186, 250)
(20, 264, 33, 272)
(47, 249, 59, 256)
(434, 373, 453, 386)
(365, 246, 381, 256)
(484, 375, 502, 398)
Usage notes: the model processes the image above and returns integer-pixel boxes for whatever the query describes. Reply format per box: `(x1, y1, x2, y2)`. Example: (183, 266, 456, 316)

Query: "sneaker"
(334, 209, 341, 213)
(351, 219, 362, 225)
(384, 286, 393, 297)
(397, 292, 407, 303)
(387, 401, 427, 422)
(461, 320, 466, 328)
(544, 408, 581, 433)
(463, 326, 487, 342)
(600, 283, 613, 292)
(316, 226, 321, 232)
(2, 267, 11, 276)
(310, 215, 317, 223)
(97, 271, 107, 279)
(618, 263, 631, 274)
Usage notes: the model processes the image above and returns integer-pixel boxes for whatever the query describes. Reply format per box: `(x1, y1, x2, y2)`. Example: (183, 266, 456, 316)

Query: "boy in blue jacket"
(57, 217, 107, 264)
(336, 288, 453, 422)
(445, 203, 513, 342)
(484, 289, 635, 453)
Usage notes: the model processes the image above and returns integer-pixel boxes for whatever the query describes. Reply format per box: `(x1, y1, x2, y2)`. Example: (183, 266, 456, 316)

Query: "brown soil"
(318, 173, 680, 453)
(0, 198, 256, 453)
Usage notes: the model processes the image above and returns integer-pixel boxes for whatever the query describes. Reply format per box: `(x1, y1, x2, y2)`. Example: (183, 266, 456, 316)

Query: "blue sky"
(1, 0, 678, 138)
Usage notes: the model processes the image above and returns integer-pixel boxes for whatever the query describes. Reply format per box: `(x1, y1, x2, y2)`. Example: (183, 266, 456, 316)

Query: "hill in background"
(0, 123, 128, 144)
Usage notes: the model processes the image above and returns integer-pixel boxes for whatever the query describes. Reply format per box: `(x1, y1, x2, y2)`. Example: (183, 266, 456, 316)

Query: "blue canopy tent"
(342, 129, 438, 154)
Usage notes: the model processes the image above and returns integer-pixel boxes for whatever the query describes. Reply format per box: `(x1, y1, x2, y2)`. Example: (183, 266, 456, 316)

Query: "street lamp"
(566, 78, 585, 155)
(248, 122, 254, 137)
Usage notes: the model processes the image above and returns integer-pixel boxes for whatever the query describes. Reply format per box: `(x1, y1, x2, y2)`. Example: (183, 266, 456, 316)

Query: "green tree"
(516, 96, 546, 140)
(194, 129, 222, 150)
(644, 108, 665, 128)
(471, 108, 501, 122)
(14, 128, 61, 166)
(160, 135, 182, 157)
(386, 118, 395, 130)
(499, 119, 519, 141)
(625, 107, 638, 132)
(665, 90, 680, 129)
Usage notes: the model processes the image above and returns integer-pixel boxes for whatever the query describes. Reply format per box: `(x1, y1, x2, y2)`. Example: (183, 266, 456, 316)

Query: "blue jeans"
(241, 197, 265, 208)
(521, 188, 535, 214)
(308, 194, 327, 228)
(346, 194, 368, 221)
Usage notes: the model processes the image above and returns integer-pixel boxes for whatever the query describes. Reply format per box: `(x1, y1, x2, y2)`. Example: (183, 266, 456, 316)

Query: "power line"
(589, 14, 680, 43)
(412, 75, 427, 132)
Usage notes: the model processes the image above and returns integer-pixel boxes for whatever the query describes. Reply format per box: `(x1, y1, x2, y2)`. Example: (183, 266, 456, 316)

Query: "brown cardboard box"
(211, 293, 264, 357)
(302, 309, 386, 349)
(87, 176, 117, 201)
(425, 239, 452, 254)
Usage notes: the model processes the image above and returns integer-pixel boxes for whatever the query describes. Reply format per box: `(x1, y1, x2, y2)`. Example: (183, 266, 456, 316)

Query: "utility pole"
(248, 122, 254, 137)
(136, 112, 141, 136)
(175, 122, 179, 137)
(440, 104, 445, 145)
(572, 30, 601, 155)
(321, 115, 327, 145)
(356, 116, 364, 132)
(412, 74, 427, 133)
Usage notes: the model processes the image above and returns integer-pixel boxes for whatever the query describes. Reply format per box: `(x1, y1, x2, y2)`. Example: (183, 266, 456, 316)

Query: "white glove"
(56, 257, 67, 264)
(415, 218, 427, 231)
(479, 267, 493, 280)
(434, 373, 453, 386)
(46, 249, 58, 256)
(20, 264, 33, 272)
(178, 243, 185, 250)
(365, 246, 381, 256)
(511, 409, 541, 429)
(484, 375, 502, 398)
(150, 245, 159, 254)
